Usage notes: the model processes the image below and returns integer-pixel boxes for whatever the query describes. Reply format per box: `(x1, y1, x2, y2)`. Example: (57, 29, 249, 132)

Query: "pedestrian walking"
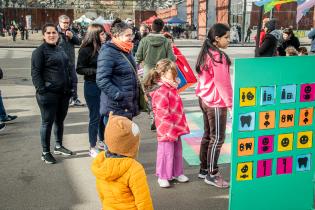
(255, 19, 281, 57)
(245, 26, 252, 42)
(135, 18, 176, 79)
(195, 23, 233, 188)
(145, 59, 190, 188)
(96, 18, 139, 124)
(31, 23, 75, 164)
(57, 15, 83, 107)
(308, 28, 315, 54)
(10, 25, 17, 42)
(277, 28, 300, 56)
(76, 23, 107, 158)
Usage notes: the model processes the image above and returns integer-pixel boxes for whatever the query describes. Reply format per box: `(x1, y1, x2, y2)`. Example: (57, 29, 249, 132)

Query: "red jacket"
(150, 81, 190, 142)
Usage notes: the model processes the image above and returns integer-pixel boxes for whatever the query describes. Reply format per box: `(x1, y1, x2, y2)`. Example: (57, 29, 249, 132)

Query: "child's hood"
(91, 151, 134, 181)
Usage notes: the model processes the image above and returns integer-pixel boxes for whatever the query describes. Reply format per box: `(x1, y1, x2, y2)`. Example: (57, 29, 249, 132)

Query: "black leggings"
(36, 92, 70, 152)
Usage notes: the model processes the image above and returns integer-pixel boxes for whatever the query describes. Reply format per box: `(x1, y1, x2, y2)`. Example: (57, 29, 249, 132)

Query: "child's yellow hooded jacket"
(91, 152, 153, 210)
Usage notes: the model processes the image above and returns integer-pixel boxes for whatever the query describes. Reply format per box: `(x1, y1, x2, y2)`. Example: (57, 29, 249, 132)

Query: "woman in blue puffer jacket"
(96, 18, 139, 124)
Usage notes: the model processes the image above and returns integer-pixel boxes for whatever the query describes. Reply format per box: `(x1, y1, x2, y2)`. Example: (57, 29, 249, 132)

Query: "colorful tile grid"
(182, 111, 232, 166)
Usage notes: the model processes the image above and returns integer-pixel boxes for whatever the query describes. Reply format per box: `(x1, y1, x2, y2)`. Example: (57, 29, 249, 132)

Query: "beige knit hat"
(105, 112, 140, 158)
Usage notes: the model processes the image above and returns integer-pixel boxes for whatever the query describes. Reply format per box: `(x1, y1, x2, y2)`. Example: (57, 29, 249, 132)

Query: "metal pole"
(242, 0, 247, 43)
(255, 5, 264, 57)
(269, 8, 273, 19)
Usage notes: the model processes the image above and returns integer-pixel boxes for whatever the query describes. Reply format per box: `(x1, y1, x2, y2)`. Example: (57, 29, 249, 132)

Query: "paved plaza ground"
(0, 45, 312, 209)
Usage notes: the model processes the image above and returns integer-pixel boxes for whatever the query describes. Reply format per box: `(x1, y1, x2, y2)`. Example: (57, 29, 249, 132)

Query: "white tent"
(93, 16, 113, 25)
(73, 15, 92, 24)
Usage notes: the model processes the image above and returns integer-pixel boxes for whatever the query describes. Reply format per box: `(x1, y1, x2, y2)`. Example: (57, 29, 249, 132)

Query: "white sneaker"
(89, 147, 99, 158)
(158, 179, 170, 188)
(174, 174, 189, 183)
(98, 141, 105, 150)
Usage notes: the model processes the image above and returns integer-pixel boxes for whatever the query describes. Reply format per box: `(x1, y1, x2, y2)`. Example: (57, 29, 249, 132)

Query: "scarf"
(111, 37, 133, 53)
(161, 76, 178, 89)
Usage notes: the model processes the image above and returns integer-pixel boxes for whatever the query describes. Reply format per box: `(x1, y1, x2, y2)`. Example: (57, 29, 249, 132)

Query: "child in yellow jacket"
(91, 112, 154, 210)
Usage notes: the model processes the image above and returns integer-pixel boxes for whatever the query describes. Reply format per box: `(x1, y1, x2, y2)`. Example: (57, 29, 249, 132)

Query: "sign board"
(230, 56, 315, 210)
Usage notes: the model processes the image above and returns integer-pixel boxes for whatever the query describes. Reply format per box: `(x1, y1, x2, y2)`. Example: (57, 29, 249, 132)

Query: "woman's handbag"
(120, 53, 148, 112)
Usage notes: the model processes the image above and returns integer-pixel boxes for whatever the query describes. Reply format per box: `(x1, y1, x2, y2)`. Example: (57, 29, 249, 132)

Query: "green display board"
(229, 56, 315, 210)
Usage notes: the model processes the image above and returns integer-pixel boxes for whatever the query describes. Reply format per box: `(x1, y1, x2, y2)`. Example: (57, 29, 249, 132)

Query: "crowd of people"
(1, 14, 315, 209)
(256, 18, 315, 57)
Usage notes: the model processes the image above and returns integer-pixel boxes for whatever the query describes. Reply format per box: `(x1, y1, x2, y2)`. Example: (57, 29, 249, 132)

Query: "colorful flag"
(264, 0, 297, 12)
(297, 0, 315, 23)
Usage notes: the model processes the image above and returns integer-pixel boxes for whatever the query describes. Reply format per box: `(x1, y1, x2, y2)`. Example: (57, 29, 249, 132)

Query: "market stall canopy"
(297, 0, 315, 22)
(167, 17, 187, 24)
(142, 15, 158, 25)
(73, 15, 92, 24)
(94, 16, 113, 25)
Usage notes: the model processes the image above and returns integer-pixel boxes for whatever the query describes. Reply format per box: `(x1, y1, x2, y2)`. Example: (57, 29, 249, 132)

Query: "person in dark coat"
(96, 18, 139, 125)
(277, 28, 300, 56)
(31, 23, 75, 164)
(76, 23, 108, 158)
(57, 15, 82, 106)
(256, 19, 281, 57)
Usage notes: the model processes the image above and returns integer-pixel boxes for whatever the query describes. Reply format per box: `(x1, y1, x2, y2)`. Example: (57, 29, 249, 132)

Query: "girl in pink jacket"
(195, 23, 232, 188)
(144, 59, 190, 188)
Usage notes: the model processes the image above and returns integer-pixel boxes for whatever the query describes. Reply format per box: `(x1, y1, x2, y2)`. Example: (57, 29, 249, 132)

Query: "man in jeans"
(57, 15, 83, 106)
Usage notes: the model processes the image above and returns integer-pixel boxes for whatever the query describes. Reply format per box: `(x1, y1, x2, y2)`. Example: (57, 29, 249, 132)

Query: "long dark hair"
(80, 23, 105, 56)
(195, 23, 231, 74)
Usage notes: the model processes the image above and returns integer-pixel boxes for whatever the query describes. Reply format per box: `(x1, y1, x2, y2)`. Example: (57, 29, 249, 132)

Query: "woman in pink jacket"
(144, 59, 190, 188)
(195, 23, 232, 188)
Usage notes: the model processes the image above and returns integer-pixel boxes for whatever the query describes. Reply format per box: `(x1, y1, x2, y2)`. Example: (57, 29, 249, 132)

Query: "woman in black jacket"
(256, 19, 281, 57)
(277, 28, 300, 56)
(76, 23, 107, 158)
(31, 23, 75, 164)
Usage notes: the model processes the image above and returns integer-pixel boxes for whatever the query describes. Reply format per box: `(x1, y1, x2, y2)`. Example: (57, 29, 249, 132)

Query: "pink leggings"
(156, 139, 184, 180)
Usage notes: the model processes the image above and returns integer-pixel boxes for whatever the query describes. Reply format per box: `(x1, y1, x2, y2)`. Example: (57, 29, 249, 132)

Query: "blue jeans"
(84, 81, 101, 147)
(103, 115, 109, 151)
(0, 94, 7, 121)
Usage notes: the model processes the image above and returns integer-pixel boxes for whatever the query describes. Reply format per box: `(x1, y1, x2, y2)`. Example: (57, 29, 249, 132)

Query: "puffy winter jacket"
(135, 33, 176, 78)
(31, 42, 73, 94)
(91, 152, 154, 210)
(150, 81, 190, 142)
(96, 42, 139, 119)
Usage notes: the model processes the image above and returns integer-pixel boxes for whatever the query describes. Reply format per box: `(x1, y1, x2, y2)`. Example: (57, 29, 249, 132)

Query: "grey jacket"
(308, 29, 315, 52)
(57, 25, 81, 66)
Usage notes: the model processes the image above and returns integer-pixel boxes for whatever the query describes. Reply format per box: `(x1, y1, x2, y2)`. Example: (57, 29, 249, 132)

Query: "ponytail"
(143, 69, 160, 91)
(196, 24, 231, 74)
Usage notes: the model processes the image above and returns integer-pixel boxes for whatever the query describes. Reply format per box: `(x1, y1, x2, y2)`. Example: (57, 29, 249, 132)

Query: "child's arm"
(130, 163, 154, 210)
(211, 58, 233, 108)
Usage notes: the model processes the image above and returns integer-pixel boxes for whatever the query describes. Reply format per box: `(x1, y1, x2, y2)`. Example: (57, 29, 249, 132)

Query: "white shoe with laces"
(158, 179, 170, 188)
(174, 174, 189, 183)
(89, 147, 99, 158)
